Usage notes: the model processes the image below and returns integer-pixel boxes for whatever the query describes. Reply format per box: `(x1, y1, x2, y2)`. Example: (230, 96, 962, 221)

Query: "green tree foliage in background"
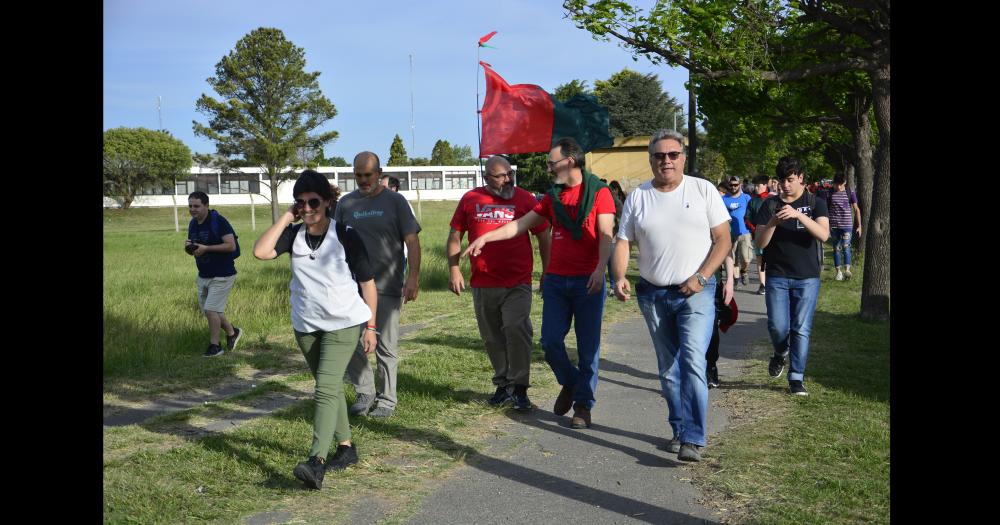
(104, 127, 192, 209)
(593, 69, 681, 137)
(193, 27, 338, 223)
(388, 134, 409, 166)
(430, 139, 456, 165)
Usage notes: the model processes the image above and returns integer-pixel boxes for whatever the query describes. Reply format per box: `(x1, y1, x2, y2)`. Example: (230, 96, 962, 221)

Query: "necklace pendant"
(309, 254, 316, 260)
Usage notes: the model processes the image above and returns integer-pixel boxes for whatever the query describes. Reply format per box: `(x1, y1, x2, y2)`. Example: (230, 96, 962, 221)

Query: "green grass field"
(104, 202, 888, 524)
(103, 200, 641, 523)
(691, 253, 890, 524)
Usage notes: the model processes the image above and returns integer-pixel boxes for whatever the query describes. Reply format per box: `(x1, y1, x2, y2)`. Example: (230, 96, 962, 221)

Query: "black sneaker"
(756, 285, 766, 295)
(768, 353, 786, 379)
(740, 275, 747, 286)
(707, 366, 720, 389)
(203, 344, 224, 357)
(349, 393, 376, 415)
(663, 437, 681, 453)
(510, 386, 532, 412)
(789, 380, 809, 396)
(292, 456, 326, 490)
(488, 386, 512, 407)
(326, 443, 359, 471)
(226, 327, 243, 351)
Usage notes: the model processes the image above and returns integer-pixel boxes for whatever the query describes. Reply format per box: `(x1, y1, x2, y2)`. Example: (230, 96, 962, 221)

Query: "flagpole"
(476, 43, 484, 184)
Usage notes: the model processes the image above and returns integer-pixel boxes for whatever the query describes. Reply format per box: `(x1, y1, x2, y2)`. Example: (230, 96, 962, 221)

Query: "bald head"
(353, 151, 383, 196)
(353, 151, 381, 169)
(485, 155, 511, 172)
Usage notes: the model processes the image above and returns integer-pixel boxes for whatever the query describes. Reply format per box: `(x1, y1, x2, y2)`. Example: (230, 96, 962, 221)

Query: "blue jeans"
(540, 273, 606, 410)
(830, 227, 853, 267)
(764, 276, 821, 383)
(635, 277, 716, 447)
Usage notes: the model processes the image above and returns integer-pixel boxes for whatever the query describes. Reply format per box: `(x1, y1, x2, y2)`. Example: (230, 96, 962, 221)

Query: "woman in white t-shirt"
(253, 170, 378, 490)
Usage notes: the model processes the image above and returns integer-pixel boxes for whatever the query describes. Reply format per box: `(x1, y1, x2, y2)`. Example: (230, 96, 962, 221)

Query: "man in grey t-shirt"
(335, 151, 422, 418)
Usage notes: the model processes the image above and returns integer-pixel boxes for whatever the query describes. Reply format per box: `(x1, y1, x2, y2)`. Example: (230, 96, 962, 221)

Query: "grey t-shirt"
(334, 188, 421, 296)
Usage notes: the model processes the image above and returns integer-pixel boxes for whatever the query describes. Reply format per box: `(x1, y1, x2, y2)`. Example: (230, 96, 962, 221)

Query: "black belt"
(638, 277, 682, 291)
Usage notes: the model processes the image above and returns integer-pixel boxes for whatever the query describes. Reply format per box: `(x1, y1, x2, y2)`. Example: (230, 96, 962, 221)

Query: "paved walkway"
(404, 280, 769, 525)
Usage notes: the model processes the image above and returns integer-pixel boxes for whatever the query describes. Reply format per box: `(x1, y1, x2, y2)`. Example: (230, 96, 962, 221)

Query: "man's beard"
(487, 182, 515, 199)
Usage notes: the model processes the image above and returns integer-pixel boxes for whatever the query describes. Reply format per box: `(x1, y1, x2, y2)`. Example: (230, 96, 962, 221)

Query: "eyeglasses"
(487, 172, 512, 180)
(294, 198, 323, 210)
(547, 157, 570, 169)
(651, 151, 684, 161)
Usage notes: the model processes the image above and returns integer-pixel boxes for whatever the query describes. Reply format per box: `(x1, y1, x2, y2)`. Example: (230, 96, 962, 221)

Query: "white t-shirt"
(617, 176, 731, 286)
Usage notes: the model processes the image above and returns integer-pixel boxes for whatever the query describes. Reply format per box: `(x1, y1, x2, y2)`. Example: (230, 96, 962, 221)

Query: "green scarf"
(547, 170, 608, 240)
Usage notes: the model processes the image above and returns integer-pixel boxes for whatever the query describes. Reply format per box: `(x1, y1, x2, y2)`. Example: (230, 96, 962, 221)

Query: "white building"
(102, 164, 516, 208)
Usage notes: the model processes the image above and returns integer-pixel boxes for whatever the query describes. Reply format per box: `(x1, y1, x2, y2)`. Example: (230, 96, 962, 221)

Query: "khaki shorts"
(731, 233, 753, 266)
(196, 274, 236, 313)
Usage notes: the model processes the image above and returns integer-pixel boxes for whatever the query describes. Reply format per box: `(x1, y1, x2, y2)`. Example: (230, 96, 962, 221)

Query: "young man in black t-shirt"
(753, 158, 830, 396)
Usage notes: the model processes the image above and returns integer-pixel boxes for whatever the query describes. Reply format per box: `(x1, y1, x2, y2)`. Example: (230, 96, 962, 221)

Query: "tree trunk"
(122, 198, 133, 210)
(850, 97, 874, 257)
(860, 67, 890, 321)
(269, 168, 281, 224)
(687, 83, 698, 173)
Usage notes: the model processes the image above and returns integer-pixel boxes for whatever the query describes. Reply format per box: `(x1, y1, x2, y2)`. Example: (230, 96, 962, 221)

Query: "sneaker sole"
(769, 369, 783, 379)
(293, 466, 322, 490)
(203, 350, 224, 358)
(792, 391, 809, 396)
(228, 329, 243, 351)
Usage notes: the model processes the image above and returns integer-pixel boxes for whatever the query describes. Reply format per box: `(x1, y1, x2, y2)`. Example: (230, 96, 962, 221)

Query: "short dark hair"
(833, 173, 846, 185)
(728, 175, 740, 184)
(553, 137, 585, 170)
(293, 170, 335, 200)
(188, 191, 209, 205)
(752, 174, 769, 185)
(775, 157, 804, 179)
(386, 176, 400, 191)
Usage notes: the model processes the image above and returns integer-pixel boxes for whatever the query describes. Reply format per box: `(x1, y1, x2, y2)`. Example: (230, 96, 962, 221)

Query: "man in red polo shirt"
(463, 137, 617, 429)
(447, 156, 551, 411)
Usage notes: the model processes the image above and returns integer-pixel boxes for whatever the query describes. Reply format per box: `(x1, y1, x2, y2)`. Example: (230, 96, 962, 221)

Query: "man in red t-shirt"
(447, 156, 552, 412)
(464, 137, 616, 430)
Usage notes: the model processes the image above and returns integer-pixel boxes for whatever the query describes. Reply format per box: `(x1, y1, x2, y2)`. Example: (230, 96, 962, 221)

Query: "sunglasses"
(729, 184, 741, 187)
(652, 151, 684, 161)
(294, 198, 323, 210)
(487, 172, 512, 180)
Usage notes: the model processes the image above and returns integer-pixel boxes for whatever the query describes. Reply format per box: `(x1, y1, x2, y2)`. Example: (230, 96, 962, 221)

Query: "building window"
(411, 171, 442, 190)
(444, 171, 476, 190)
(176, 180, 196, 195)
(194, 173, 220, 194)
(139, 183, 174, 195)
(219, 173, 260, 194)
(336, 175, 357, 192)
(381, 172, 409, 192)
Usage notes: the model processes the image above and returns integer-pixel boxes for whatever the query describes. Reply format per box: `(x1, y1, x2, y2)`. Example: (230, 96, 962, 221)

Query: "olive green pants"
(295, 323, 363, 459)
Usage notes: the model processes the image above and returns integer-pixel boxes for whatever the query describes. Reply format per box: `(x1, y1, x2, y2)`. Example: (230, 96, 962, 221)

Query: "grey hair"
(485, 155, 512, 171)
(648, 129, 685, 155)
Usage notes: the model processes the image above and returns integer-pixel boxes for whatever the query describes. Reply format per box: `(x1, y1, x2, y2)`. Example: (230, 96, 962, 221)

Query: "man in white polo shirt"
(611, 129, 732, 463)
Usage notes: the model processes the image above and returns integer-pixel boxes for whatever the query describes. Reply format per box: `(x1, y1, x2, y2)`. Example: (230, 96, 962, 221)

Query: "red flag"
(478, 31, 497, 46)
(479, 63, 554, 156)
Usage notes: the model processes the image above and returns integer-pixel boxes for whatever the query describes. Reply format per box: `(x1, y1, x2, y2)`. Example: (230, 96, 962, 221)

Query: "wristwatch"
(695, 273, 708, 287)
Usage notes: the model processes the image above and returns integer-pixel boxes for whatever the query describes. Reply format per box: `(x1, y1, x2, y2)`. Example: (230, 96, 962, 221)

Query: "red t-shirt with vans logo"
(450, 187, 550, 288)
(533, 184, 616, 276)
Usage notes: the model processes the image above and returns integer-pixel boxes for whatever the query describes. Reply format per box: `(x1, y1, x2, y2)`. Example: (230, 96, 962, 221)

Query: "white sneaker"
(835, 270, 844, 281)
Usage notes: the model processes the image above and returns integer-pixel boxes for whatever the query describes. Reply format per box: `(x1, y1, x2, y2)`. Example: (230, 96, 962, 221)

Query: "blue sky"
(104, 0, 689, 161)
